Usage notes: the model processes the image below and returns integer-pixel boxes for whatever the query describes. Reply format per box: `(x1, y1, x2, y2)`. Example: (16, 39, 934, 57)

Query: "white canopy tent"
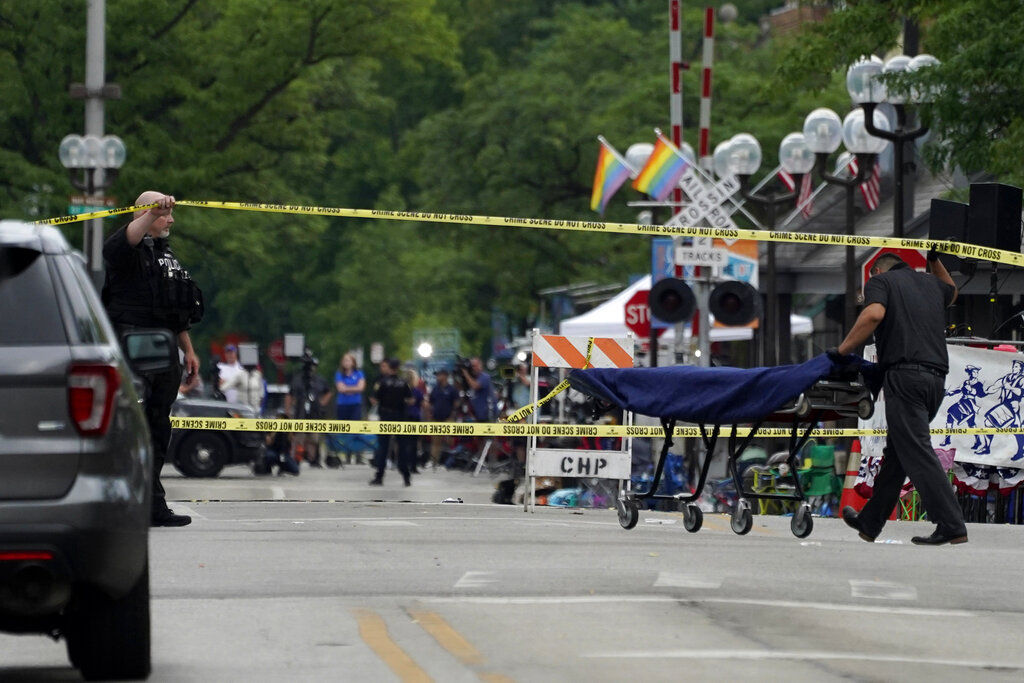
(558, 275, 813, 341)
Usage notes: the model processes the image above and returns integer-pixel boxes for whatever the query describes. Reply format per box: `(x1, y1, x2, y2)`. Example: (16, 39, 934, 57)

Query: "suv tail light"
(68, 364, 120, 436)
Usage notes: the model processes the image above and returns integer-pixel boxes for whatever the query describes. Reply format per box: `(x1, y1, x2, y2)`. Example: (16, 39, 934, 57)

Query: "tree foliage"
(1, 0, 1018, 372)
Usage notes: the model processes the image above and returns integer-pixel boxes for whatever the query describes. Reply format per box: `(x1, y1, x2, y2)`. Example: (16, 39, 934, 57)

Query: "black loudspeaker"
(969, 183, 1022, 253)
(709, 281, 761, 326)
(650, 277, 695, 323)
(929, 198, 969, 273)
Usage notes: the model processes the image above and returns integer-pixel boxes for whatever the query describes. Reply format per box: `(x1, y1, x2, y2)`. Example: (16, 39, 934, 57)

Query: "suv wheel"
(175, 431, 229, 478)
(65, 560, 151, 681)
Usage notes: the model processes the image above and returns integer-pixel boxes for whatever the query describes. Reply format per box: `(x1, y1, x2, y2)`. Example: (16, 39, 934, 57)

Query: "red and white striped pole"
(698, 6, 715, 172)
(669, 0, 683, 217)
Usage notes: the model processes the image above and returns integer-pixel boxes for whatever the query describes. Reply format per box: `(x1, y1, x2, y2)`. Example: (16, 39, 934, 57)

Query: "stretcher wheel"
(681, 503, 703, 533)
(617, 499, 639, 530)
(730, 500, 753, 535)
(857, 398, 874, 420)
(794, 395, 812, 419)
(791, 503, 813, 538)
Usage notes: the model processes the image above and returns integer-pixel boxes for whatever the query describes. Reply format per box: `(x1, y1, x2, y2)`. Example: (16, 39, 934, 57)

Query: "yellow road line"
(407, 609, 516, 683)
(407, 609, 484, 666)
(354, 609, 433, 683)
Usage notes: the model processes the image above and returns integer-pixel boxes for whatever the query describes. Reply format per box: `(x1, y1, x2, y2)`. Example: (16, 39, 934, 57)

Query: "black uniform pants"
(117, 325, 181, 516)
(859, 367, 968, 538)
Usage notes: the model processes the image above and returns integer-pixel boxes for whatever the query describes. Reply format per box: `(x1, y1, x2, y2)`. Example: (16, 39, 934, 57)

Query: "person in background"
(218, 344, 245, 403)
(404, 368, 425, 474)
(284, 350, 333, 468)
(256, 412, 299, 476)
(334, 352, 366, 464)
(428, 369, 459, 469)
(461, 357, 494, 421)
(221, 359, 265, 415)
(369, 359, 412, 486)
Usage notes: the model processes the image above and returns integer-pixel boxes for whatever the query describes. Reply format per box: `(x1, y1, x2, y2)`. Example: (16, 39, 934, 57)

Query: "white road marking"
(454, 571, 497, 589)
(168, 503, 205, 519)
(420, 595, 974, 617)
(354, 520, 418, 527)
(653, 572, 721, 589)
(271, 486, 285, 500)
(849, 580, 918, 601)
(580, 649, 1021, 669)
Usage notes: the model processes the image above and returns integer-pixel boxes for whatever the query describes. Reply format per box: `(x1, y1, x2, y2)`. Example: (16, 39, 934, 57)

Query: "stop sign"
(862, 247, 927, 288)
(624, 290, 665, 338)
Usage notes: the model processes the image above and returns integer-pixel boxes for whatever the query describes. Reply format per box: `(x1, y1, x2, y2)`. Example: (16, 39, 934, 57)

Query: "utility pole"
(83, 0, 106, 282)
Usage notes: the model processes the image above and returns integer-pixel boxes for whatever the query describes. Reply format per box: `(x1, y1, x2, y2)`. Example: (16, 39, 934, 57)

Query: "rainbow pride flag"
(632, 137, 688, 201)
(590, 142, 632, 214)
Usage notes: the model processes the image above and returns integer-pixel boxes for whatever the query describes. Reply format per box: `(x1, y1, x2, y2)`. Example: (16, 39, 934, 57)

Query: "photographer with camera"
(284, 348, 333, 468)
(102, 191, 202, 528)
(459, 357, 494, 422)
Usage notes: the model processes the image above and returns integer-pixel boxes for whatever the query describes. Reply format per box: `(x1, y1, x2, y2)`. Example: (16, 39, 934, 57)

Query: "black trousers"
(373, 434, 413, 483)
(117, 324, 181, 517)
(859, 367, 968, 538)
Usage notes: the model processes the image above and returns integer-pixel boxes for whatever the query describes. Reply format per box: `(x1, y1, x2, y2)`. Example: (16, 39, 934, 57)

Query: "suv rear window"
(0, 248, 66, 345)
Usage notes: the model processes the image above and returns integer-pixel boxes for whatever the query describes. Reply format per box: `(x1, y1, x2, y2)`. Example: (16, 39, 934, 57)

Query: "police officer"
(369, 358, 413, 486)
(102, 192, 203, 527)
(835, 250, 968, 545)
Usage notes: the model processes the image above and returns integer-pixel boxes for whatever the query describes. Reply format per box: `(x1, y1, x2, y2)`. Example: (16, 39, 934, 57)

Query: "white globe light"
(82, 135, 103, 169)
(882, 55, 913, 104)
(778, 132, 814, 174)
(803, 108, 843, 154)
(842, 108, 890, 155)
(678, 141, 696, 165)
(625, 143, 653, 172)
(712, 140, 734, 178)
(907, 53, 941, 103)
(100, 135, 127, 169)
(846, 55, 885, 104)
(58, 134, 86, 169)
(728, 133, 762, 176)
(416, 342, 433, 359)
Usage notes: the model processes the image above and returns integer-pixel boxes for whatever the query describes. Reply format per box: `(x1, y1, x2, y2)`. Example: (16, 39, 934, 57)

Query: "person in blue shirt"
(428, 369, 459, 468)
(334, 352, 366, 464)
(461, 357, 493, 421)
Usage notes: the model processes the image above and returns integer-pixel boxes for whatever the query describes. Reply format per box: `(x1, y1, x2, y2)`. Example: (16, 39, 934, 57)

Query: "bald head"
(134, 191, 166, 219)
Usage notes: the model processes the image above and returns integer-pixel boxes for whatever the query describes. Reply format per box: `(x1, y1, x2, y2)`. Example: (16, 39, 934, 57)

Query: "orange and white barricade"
(525, 329, 636, 511)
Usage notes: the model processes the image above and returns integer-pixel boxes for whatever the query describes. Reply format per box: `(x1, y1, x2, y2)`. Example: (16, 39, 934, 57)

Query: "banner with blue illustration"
(860, 344, 1024, 469)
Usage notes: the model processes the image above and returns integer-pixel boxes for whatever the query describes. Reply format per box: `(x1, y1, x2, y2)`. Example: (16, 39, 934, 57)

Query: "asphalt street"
(3, 464, 1024, 681)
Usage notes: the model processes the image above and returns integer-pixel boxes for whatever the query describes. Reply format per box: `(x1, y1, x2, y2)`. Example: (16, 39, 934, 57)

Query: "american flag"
(778, 170, 814, 218)
(797, 173, 814, 218)
(848, 157, 882, 211)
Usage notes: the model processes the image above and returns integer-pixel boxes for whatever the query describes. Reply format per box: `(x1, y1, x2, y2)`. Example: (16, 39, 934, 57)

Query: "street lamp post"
(846, 54, 940, 237)
(726, 132, 814, 366)
(804, 107, 889, 333)
(58, 133, 126, 273)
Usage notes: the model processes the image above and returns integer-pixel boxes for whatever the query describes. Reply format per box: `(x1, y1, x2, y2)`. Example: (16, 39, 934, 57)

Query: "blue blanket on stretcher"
(568, 353, 877, 425)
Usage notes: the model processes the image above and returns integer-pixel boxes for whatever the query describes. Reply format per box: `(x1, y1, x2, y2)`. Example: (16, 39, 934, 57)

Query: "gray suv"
(0, 220, 174, 679)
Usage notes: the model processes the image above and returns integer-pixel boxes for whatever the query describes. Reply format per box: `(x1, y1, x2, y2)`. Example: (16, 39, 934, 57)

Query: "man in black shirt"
(369, 358, 413, 485)
(836, 251, 968, 545)
(284, 351, 333, 468)
(102, 192, 202, 527)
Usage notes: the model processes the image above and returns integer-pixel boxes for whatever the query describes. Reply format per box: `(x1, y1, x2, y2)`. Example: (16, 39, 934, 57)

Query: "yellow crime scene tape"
(35, 200, 1024, 269)
(43, 201, 1024, 438)
(168, 417, 1024, 438)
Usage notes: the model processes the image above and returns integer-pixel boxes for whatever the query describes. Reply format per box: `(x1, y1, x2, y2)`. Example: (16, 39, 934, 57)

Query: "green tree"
(770, 0, 1024, 187)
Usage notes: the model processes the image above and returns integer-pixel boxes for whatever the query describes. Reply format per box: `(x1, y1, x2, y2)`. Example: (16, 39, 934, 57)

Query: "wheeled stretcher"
(567, 354, 877, 538)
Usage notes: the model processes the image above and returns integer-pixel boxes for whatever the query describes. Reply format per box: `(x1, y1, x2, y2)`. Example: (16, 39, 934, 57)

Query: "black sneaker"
(911, 530, 968, 546)
(841, 506, 875, 542)
(152, 511, 192, 527)
(368, 478, 383, 486)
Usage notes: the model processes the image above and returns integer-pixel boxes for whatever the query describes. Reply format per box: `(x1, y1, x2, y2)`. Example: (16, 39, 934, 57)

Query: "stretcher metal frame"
(575, 372, 873, 539)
